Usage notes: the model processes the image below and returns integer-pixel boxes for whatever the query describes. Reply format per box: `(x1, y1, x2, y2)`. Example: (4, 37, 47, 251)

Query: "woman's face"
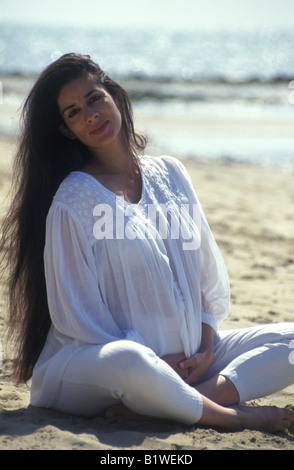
(57, 73, 123, 155)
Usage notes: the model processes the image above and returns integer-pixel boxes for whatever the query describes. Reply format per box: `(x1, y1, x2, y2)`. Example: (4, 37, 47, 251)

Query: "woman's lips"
(90, 121, 108, 135)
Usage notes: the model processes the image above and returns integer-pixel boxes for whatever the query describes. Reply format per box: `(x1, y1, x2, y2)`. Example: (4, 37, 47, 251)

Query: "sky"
(0, 0, 293, 31)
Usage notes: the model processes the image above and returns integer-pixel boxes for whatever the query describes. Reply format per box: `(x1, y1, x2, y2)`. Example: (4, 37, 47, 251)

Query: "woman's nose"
(84, 105, 98, 121)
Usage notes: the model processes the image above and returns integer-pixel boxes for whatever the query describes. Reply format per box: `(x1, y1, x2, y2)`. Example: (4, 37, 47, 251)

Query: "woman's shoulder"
(141, 154, 181, 166)
(53, 171, 105, 207)
(141, 154, 187, 176)
(48, 172, 105, 240)
(141, 155, 191, 188)
(50, 171, 105, 225)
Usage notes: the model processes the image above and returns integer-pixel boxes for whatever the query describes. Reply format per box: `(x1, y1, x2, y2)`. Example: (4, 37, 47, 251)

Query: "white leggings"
(54, 323, 294, 425)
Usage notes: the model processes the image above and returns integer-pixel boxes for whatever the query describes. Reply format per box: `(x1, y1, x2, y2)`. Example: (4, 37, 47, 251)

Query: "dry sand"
(0, 134, 294, 451)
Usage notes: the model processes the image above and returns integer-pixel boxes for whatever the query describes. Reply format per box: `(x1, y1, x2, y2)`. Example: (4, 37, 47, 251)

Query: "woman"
(1, 53, 294, 432)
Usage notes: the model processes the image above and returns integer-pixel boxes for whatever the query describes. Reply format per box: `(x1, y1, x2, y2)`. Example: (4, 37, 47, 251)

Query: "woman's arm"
(162, 156, 231, 332)
(45, 201, 145, 346)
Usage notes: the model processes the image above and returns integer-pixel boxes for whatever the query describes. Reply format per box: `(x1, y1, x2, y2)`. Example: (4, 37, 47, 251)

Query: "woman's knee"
(98, 340, 157, 374)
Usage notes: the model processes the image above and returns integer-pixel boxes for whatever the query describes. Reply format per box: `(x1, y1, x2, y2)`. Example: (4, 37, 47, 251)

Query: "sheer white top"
(30, 155, 230, 407)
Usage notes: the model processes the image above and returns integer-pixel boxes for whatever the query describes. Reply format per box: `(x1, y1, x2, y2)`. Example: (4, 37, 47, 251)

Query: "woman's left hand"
(179, 323, 216, 385)
(178, 349, 214, 385)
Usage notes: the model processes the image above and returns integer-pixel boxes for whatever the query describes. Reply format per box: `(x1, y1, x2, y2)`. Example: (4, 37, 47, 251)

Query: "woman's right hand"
(161, 353, 189, 380)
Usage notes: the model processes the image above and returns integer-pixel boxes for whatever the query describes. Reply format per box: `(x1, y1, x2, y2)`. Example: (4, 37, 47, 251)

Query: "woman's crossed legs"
(54, 323, 294, 432)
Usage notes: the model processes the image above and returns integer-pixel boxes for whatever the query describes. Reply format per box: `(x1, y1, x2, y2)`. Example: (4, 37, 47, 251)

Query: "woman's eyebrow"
(62, 103, 75, 115)
(62, 89, 100, 115)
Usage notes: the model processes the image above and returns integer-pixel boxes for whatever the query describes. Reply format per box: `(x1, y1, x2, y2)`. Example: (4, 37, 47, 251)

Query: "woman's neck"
(80, 142, 142, 204)
(85, 139, 135, 177)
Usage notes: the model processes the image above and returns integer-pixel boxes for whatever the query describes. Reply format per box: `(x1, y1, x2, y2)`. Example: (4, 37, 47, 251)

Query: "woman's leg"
(53, 339, 294, 431)
(199, 396, 294, 433)
(196, 322, 294, 405)
(54, 339, 203, 424)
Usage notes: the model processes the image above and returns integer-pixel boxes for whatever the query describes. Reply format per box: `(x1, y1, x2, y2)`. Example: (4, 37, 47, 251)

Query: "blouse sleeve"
(44, 201, 145, 346)
(162, 156, 230, 332)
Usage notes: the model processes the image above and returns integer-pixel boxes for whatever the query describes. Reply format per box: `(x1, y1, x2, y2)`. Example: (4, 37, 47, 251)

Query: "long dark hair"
(0, 53, 147, 383)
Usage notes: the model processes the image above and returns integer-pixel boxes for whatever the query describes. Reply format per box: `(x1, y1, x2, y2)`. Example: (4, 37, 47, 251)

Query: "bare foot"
(105, 403, 294, 433)
(236, 405, 294, 433)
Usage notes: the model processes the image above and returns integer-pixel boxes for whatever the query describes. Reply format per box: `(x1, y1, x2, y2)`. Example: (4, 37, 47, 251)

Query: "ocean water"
(0, 21, 294, 169)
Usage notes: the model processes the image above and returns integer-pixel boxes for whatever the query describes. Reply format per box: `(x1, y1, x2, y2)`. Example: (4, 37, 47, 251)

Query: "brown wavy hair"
(0, 53, 147, 383)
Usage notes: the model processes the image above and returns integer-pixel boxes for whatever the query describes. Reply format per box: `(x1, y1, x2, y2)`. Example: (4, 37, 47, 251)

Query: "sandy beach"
(0, 115, 294, 450)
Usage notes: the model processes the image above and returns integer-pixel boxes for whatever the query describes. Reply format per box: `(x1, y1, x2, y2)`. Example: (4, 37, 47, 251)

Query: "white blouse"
(30, 155, 230, 407)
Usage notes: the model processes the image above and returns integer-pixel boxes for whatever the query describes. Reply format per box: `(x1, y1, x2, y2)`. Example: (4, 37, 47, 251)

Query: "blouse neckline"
(73, 161, 146, 207)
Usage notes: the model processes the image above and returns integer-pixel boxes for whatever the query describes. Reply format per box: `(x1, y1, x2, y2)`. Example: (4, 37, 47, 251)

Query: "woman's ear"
(59, 123, 76, 140)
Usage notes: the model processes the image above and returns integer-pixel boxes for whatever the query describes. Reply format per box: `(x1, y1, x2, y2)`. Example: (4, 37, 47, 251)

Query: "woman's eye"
(89, 94, 102, 104)
(68, 108, 79, 118)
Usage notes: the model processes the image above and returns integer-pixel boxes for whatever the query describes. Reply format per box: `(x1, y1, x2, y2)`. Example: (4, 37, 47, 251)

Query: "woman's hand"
(180, 323, 215, 385)
(162, 324, 216, 385)
(161, 353, 189, 380)
(179, 349, 214, 385)
(162, 350, 214, 384)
